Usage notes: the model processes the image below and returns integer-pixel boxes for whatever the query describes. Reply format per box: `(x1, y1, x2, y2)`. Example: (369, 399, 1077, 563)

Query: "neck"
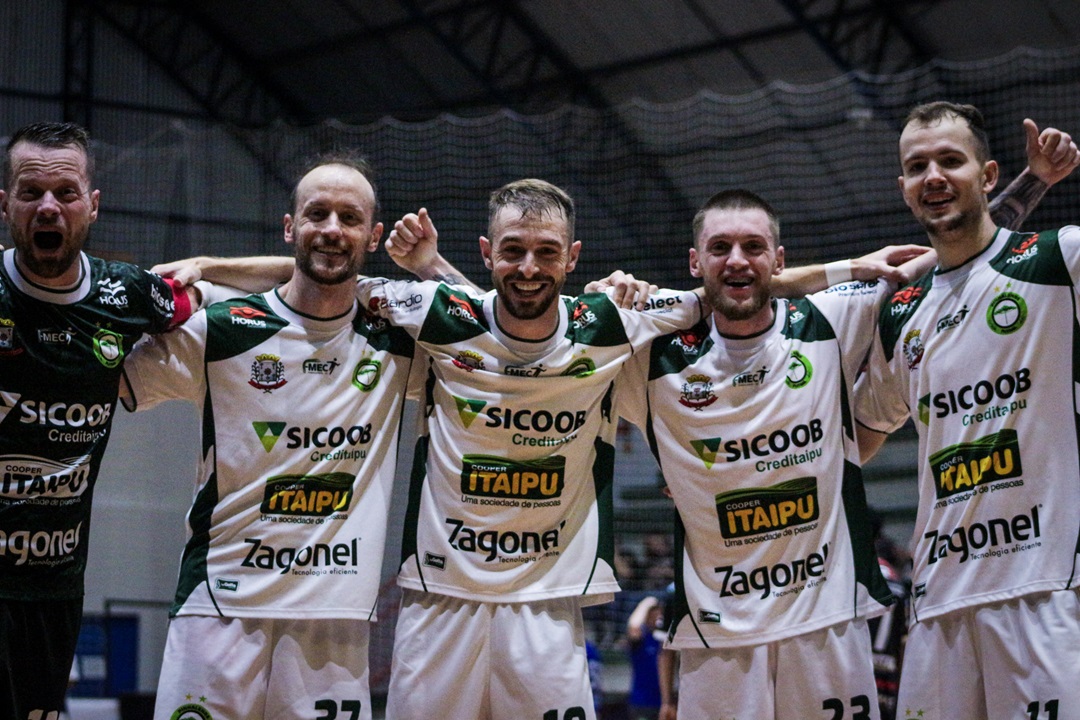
(277, 272, 356, 319)
(713, 301, 776, 338)
(930, 214, 999, 271)
(15, 251, 82, 288)
(494, 299, 560, 341)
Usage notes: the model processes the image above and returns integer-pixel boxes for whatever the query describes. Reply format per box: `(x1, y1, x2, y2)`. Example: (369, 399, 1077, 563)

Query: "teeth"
(516, 282, 542, 292)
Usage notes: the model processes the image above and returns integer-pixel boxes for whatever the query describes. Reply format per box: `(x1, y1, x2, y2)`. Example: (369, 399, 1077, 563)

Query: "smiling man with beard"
(0, 121, 196, 720)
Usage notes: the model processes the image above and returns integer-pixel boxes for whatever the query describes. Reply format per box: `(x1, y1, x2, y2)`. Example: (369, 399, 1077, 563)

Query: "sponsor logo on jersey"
(359, 309, 389, 333)
(453, 396, 487, 428)
(823, 279, 879, 296)
(929, 429, 1023, 501)
(787, 303, 805, 325)
(149, 282, 175, 315)
(423, 552, 446, 570)
(505, 363, 547, 377)
(986, 286, 1027, 335)
(16, 398, 113, 430)
(1005, 235, 1039, 265)
(482, 405, 587, 434)
(889, 285, 923, 316)
(36, 327, 74, 345)
(249, 353, 287, 392)
(903, 328, 924, 371)
(215, 579, 238, 591)
(0, 391, 19, 424)
(562, 355, 596, 378)
(571, 300, 597, 329)
(0, 521, 83, 567)
(935, 305, 969, 333)
(715, 477, 819, 540)
(674, 328, 706, 354)
(303, 357, 340, 375)
(924, 505, 1040, 565)
(698, 610, 722, 624)
(732, 366, 769, 387)
(0, 318, 21, 356)
(716, 543, 829, 599)
(1, 454, 91, 498)
(96, 278, 129, 308)
(252, 421, 286, 451)
(460, 455, 565, 500)
(689, 419, 824, 470)
(230, 305, 269, 328)
(242, 536, 360, 575)
(926, 367, 1030, 422)
(351, 358, 381, 392)
(642, 295, 684, 313)
(368, 292, 423, 313)
(92, 329, 124, 369)
(252, 422, 372, 460)
(445, 516, 565, 563)
(679, 374, 716, 409)
(167, 702, 213, 720)
(784, 351, 812, 389)
(261, 472, 355, 517)
(451, 350, 485, 372)
(446, 294, 480, 324)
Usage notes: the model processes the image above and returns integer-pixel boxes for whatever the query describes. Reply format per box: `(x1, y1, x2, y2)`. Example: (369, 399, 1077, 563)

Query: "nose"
(519, 251, 539, 277)
(36, 191, 61, 219)
(726, 244, 750, 269)
(925, 161, 947, 185)
(322, 212, 343, 238)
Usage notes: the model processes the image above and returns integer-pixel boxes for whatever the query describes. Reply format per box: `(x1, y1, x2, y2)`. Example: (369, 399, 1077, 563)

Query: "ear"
(479, 236, 493, 270)
(0, 190, 7, 223)
(367, 222, 384, 252)
(565, 240, 581, 273)
(689, 247, 702, 278)
(773, 245, 785, 276)
(283, 214, 295, 245)
(88, 189, 100, 224)
(982, 159, 999, 195)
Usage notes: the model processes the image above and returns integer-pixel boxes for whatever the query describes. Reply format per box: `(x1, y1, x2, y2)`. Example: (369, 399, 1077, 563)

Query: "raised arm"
(771, 244, 933, 298)
(384, 207, 481, 291)
(989, 119, 1079, 230)
(153, 255, 294, 293)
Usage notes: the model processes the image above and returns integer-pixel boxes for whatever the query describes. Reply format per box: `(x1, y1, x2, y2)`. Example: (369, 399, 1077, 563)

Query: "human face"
(690, 207, 784, 336)
(480, 205, 580, 339)
(898, 115, 998, 243)
(0, 141, 99, 285)
(284, 164, 382, 285)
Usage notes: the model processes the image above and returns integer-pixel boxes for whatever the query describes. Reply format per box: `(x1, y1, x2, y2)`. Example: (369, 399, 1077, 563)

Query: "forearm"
(989, 168, 1049, 231)
(189, 255, 294, 292)
(410, 254, 482, 292)
(771, 264, 828, 298)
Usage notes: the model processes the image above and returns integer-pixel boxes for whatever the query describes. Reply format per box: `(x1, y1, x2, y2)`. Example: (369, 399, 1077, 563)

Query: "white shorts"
(385, 589, 596, 720)
(899, 589, 1080, 720)
(153, 615, 371, 720)
(676, 618, 878, 720)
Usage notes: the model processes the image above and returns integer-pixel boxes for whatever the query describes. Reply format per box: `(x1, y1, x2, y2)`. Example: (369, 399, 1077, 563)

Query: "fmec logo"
(732, 366, 768, 387)
(936, 305, 969, 333)
(261, 472, 355, 516)
(715, 477, 819, 539)
(929, 429, 1023, 498)
(303, 358, 340, 375)
(460, 454, 565, 499)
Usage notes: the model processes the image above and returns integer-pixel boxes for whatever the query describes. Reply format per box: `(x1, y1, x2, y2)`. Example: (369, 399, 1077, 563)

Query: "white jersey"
(124, 289, 415, 620)
(856, 227, 1080, 623)
(621, 284, 894, 649)
(359, 279, 703, 602)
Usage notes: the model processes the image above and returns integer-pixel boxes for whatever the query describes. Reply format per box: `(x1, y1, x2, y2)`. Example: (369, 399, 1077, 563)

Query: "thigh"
(489, 597, 596, 720)
(775, 619, 879, 720)
(266, 619, 371, 720)
(385, 590, 491, 720)
(977, 590, 1080, 720)
(154, 616, 270, 720)
(676, 645, 773, 720)
(897, 612, 985, 720)
(0, 598, 80, 720)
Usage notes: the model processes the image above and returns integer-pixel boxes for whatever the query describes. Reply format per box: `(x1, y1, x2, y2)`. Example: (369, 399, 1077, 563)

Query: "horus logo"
(680, 374, 716, 410)
(96, 278, 129, 307)
(452, 350, 485, 372)
(787, 303, 805, 324)
(453, 396, 488, 428)
(571, 300, 597, 329)
(889, 285, 922, 316)
(715, 477, 819, 539)
(903, 328, 924, 371)
(986, 287, 1027, 335)
(249, 354, 287, 392)
(1005, 235, 1039, 265)
(460, 455, 565, 499)
(93, 329, 124, 369)
(447, 294, 480, 324)
(351, 358, 381, 392)
(784, 351, 812, 389)
(562, 356, 596, 378)
(674, 328, 706, 354)
(229, 305, 268, 328)
(929, 429, 1023, 499)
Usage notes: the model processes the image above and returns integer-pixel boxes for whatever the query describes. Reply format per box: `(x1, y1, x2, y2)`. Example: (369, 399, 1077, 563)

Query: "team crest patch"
(680, 374, 717, 410)
(986, 285, 1027, 335)
(452, 350, 485, 372)
(562, 355, 596, 378)
(169, 697, 214, 720)
(0, 318, 21, 356)
(249, 353, 287, 392)
(784, 351, 812, 389)
(903, 328, 924, 370)
(92, 329, 124, 368)
(352, 357, 382, 391)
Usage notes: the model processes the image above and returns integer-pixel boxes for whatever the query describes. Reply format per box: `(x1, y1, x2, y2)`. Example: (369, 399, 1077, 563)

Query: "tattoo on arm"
(989, 172, 1049, 231)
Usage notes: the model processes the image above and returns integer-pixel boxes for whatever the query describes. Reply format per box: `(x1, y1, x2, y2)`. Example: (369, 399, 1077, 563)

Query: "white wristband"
(824, 260, 853, 286)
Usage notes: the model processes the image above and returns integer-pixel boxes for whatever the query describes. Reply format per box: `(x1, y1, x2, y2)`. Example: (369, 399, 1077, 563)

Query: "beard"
(11, 227, 84, 281)
(492, 272, 563, 321)
(296, 243, 366, 285)
(704, 278, 771, 322)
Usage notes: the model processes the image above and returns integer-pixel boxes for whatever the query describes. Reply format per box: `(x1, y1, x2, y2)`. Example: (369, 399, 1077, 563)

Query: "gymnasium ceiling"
(79, 0, 1080, 126)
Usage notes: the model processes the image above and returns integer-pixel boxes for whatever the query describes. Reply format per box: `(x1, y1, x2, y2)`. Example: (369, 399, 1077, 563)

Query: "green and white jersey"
(856, 227, 1080, 623)
(0, 250, 180, 601)
(621, 284, 894, 649)
(124, 289, 415, 619)
(359, 279, 703, 602)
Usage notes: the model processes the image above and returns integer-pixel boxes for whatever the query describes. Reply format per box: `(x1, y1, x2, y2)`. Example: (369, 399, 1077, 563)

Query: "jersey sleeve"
(136, 269, 189, 332)
(123, 310, 210, 412)
(806, 279, 893, 380)
(615, 288, 703, 349)
(853, 327, 911, 435)
(355, 277, 446, 337)
(1055, 225, 1080, 285)
(615, 341, 653, 430)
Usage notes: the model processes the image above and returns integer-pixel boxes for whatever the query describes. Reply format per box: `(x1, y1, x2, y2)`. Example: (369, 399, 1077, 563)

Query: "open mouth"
(33, 231, 63, 250)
